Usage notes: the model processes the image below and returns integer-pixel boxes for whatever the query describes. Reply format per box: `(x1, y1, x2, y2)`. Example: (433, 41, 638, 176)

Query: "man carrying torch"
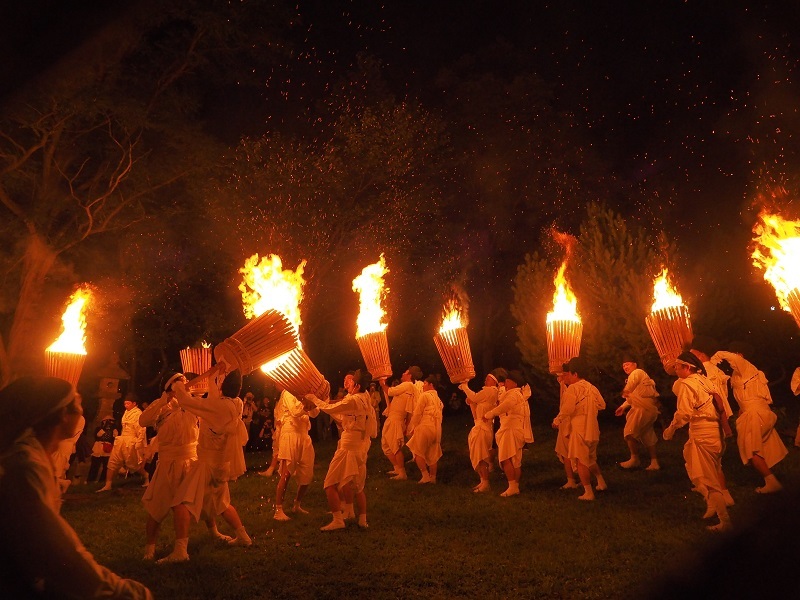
(378, 366, 422, 480)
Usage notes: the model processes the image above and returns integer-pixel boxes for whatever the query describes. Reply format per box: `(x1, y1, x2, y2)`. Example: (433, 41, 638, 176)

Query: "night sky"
(3, 1, 799, 389)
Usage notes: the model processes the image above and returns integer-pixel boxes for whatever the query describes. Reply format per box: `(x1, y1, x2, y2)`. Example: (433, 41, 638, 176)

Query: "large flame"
(238, 253, 306, 372)
(752, 211, 800, 311)
(650, 268, 684, 312)
(352, 255, 389, 338)
(47, 287, 91, 355)
(439, 299, 465, 334)
(546, 262, 581, 324)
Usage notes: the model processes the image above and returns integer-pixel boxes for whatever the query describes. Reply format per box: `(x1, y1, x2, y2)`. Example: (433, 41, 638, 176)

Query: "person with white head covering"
(690, 335, 735, 507)
(139, 371, 199, 563)
(484, 369, 534, 497)
(663, 352, 731, 532)
(711, 342, 787, 493)
(406, 375, 444, 484)
(0, 376, 152, 599)
(171, 368, 252, 547)
(552, 358, 607, 501)
(459, 368, 506, 492)
(378, 365, 422, 480)
(306, 369, 376, 531)
(615, 355, 661, 471)
(271, 384, 319, 521)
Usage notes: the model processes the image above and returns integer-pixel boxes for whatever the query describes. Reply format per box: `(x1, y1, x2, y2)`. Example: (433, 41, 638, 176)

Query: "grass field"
(62, 406, 800, 599)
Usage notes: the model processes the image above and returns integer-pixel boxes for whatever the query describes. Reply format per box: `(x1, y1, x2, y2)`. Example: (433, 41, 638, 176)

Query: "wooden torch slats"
(266, 347, 328, 400)
(45, 351, 85, 387)
(788, 289, 800, 330)
(433, 327, 475, 384)
(546, 320, 583, 374)
(356, 330, 393, 380)
(645, 305, 693, 369)
(213, 309, 299, 376)
(180, 346, 212, 393)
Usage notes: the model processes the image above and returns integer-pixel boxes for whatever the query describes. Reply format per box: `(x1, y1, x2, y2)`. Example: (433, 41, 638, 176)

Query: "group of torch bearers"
(1, 211, 798, 597)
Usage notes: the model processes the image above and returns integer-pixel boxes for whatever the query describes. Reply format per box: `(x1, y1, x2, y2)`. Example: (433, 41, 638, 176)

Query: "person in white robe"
(172, 369, 252, 546)
(51, 413, 85, 494)
(554, 372, 579, 489)
(459, 368, 505, 492)
(615, 358, 660, 470)
(378, 365, 421, 480)
(139, 372, 199, 563)
(97, 394, 148, 492)
(407, 375, 444, 483)
(483, 370, 533, 497)
(272, 386, 319, 520)
(712, 343, 787, 493)
(306, 370, 376, 530)
(663, 352, 731, 532)
(258, 396, 284, 477)
(690, 335, 735, 506)
(0, 376, 152, 599)
(552, 357, 607, 501)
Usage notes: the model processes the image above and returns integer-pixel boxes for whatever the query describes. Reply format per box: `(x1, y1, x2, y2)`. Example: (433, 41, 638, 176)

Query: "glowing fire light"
(546, 262, 581, 324)
(439, 299, 465, 334)
(352, 255, 389, 337)
(47, 287, 91, 355)
(651, 269, 684, 312)
(238, 253, 306, 372)
(752, 211, 800, 314)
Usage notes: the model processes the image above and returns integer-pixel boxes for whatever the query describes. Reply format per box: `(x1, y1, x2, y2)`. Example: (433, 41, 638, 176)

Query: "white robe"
(406, 390, 443, 466)
(553, 379, 605, 467)
(712, 351, 788, 467)
(485, 387, 533, 468)
(461, 384, 498, 470)
(621, 368, 659, 447)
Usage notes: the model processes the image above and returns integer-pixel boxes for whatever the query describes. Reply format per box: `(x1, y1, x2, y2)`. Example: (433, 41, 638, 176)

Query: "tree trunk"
(2, 234, 58, 385)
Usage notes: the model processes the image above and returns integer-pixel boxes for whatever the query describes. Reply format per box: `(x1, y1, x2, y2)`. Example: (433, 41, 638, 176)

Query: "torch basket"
(180, 346, 212, 393)
(265, 348, 329, 400)
(788, 289, 800, 330)
(433, 327, 476, 384)
(356, 330, 393, 380)
(645, 305, 693, 371)
(45, 350, 86, 388)
(546, 320, 583, 374)
(214, 309, 299, 375)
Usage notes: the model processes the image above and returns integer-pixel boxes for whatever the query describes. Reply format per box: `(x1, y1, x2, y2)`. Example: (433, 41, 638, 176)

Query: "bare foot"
(619, 457, 640, 469)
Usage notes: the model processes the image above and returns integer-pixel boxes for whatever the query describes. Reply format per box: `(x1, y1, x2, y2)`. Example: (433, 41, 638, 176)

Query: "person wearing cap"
(663, 352, 732, 532)
(97, 393, 148, 492)
(552, 358, 608, 501)
(711, 343, 787, 493)
(139, 371, 200, 563)
(271, 384, 319, 521)
(171, 369, 253, 547)
(483, 369, 534, 497)
(690, 335, 735, 507)
(304, 369, 376, 530)
(459, 368, 505, 492)
(406, 375, 444, 484)
(614, 357, 661, 471)
(379, 365, 422, 480)
(0, 376, 152, 599)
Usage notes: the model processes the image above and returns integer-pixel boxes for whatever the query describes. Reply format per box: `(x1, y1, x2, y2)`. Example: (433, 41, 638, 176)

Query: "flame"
(752, 211, 800, 311)
(238, 253, 306, 372)
(439, 299, 465, 333)
(352, 255, 389, 338)
(546, 262, 581, 323)
(650, 268, 684, 312)
(47, 287, 91, 355)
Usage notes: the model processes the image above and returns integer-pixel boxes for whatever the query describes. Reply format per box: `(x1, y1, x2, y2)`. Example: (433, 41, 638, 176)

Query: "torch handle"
(186, 363, 224, 388)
